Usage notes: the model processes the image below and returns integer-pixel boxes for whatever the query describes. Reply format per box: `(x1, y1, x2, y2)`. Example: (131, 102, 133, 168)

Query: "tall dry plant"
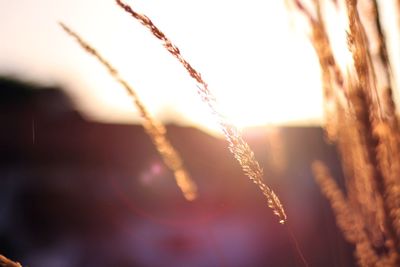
(293, 0, 400, 265)
(59, 22, 198, 201)
(0, 254, 22, 267)
(115, 0, 287, 224)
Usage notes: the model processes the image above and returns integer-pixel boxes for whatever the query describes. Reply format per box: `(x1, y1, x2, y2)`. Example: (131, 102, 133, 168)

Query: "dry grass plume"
(293, 0, 400, 265)
(0, 255, 22, 267)
(59, 22, 198, 201)
(115, 0, 287, 224)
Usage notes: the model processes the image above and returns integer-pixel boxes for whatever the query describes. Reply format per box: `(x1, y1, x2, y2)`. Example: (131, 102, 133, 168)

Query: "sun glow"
(93, 0, 324, 134)
(0, 0, 326, 134)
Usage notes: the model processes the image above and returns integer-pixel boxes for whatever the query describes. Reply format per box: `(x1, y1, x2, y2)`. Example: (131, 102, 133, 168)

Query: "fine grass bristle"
(59, 22, 198, 201)
(115, 0, 287, 224)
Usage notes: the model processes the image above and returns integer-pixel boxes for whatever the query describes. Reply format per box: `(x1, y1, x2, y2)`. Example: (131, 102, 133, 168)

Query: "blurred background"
(0, 77, 352, 266)
(2, 0, 399, 266)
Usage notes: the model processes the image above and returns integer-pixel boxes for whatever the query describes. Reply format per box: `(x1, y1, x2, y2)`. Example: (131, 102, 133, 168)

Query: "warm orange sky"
(1, 0, 399, 134)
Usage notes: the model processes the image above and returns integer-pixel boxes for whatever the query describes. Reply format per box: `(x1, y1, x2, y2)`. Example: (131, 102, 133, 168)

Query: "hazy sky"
(2, 0, 391, 133)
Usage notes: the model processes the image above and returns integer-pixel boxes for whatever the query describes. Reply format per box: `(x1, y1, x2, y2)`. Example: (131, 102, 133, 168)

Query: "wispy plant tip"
(115, 0, 287, 223)
(59, 22, 198, 201)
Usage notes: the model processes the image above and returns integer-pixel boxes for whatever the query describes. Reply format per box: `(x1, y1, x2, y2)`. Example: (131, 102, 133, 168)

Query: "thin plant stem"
(115, 0, 287, 224)
(59, 22, 198, 201)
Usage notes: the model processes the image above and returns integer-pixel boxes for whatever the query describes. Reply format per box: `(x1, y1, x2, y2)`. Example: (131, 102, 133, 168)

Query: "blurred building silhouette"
(0, 77, 355, 267)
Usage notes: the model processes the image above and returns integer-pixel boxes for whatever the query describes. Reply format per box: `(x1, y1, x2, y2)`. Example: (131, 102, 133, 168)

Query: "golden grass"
(294, 0, 400, 265)
(312, 161, 382, 266)
(6, 0, 400, 265)
(59, 22, 198, 201)
(0, 254, 22, 267)
(115, 0, 287, 224)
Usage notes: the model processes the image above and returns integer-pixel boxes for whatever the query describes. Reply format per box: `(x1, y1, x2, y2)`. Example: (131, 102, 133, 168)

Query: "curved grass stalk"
(59, 22, 197, 201)
(115, 0, 287, 224)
